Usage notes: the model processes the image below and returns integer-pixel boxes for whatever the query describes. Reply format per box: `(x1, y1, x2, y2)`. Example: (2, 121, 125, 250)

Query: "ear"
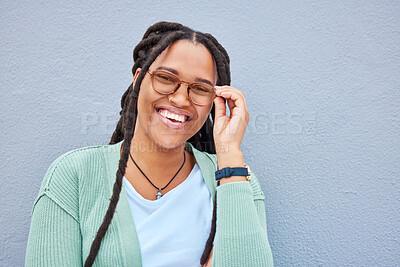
(133, 68, 141, 84)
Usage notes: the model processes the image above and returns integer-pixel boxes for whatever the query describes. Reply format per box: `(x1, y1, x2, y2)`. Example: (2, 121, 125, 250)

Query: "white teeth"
(159, 109, 187, 123)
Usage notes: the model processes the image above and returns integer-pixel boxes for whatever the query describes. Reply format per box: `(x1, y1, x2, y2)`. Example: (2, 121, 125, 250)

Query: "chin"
(149, 116, 198, 151)
(152, 139, 187, 152)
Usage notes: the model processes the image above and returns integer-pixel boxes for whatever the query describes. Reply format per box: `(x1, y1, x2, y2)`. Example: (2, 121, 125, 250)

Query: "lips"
(155, 106, 193, 129)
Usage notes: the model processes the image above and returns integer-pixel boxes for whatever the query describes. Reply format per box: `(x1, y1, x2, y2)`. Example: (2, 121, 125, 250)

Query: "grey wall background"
(1, 0, 399, 266)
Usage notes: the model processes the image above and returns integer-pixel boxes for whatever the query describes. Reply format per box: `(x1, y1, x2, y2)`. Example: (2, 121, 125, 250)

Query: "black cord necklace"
(129, 151, 186, 200)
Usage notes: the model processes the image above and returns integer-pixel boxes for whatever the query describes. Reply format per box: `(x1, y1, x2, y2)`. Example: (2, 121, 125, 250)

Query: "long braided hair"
(84, 21, 231, 266)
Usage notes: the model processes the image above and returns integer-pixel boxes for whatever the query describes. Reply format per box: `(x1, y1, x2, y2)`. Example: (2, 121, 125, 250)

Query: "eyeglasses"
(147, 69, 216, 106)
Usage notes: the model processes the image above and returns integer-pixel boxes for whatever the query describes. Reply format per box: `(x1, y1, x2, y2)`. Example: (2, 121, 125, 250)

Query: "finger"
(219, 90, 246, 117)
(213, 96, 226, 119)
(216, 86, 248, 111)
(227, 98, 235, 114)
(215, 85, 245, 99)
(216, 86, 249, 123)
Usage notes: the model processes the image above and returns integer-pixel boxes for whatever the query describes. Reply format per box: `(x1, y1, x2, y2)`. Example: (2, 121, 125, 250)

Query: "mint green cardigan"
(25, 141, 274, 266)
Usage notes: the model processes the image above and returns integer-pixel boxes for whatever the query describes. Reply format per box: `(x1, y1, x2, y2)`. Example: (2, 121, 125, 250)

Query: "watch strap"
(215, 167, 249, 181)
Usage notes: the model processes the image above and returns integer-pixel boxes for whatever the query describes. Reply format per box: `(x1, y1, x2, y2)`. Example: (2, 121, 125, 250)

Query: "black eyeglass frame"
(147, 69, 217, 106)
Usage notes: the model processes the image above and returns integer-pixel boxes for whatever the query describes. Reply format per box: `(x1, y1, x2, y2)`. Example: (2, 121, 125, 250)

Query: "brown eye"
(191, 84, 213, 94)
(154, 72, 177, 85)
(159, 74, 172, 81)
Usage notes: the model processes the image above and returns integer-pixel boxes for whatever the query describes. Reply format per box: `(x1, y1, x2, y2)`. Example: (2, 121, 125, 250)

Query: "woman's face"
(133, 39, 216, 150)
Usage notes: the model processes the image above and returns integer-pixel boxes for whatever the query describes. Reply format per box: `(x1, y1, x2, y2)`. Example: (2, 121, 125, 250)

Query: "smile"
(156, 107, 192, 129)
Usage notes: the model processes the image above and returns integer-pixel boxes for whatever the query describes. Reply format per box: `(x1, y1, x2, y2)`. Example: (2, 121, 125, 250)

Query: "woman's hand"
(213, 86, 249, 175)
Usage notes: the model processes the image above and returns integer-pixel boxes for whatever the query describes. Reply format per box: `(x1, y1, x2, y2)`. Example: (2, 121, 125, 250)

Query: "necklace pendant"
(156, 189, 163, 200)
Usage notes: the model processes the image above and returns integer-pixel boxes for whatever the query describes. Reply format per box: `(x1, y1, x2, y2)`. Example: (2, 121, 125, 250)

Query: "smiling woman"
(134, 40, 215, 149)
(25, 21, 274, 267)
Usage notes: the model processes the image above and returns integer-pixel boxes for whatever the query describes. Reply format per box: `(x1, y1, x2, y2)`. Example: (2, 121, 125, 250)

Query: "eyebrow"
(156, 66, 214, 86)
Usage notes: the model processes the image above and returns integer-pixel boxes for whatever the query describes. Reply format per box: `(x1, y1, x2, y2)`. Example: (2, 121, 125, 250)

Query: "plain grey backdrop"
(1, 0, 399, 266)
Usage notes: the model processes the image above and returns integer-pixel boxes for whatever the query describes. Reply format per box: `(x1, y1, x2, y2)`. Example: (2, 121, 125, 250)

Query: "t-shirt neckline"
(123, 163, 200, 205)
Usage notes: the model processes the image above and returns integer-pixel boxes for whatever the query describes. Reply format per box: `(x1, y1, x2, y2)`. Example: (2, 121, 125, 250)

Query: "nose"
(169, 82, 191, 106)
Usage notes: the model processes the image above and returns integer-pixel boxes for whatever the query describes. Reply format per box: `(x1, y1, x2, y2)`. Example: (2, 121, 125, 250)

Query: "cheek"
(137, 84, 157, 113)
(196, 104, 213, 126)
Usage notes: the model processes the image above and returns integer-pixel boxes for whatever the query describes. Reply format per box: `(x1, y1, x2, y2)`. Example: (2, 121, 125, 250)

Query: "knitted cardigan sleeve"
(25, 149, 83, 267)
(25, 195, 82, 266)
(212, 176, 274, 266)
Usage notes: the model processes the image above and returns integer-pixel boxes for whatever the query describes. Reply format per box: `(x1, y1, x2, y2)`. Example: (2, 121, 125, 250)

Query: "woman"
(25, 21, 274, 266)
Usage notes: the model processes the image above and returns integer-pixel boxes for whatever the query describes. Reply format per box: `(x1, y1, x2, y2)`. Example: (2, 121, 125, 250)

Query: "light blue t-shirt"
(123, 163, 213, 267)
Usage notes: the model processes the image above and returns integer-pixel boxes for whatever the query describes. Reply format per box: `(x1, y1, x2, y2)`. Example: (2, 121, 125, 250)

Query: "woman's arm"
(210, 86, 274, 266)
(211, 180, 273, 267)
(25, 195, 82, 266)
(203, 180, 273, 267)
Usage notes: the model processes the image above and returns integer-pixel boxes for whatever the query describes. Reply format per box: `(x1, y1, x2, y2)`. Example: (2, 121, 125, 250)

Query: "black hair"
(84, 21, 231, 266)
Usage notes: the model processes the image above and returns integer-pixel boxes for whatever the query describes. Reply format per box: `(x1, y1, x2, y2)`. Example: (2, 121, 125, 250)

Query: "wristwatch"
(215, 164, 251, 182)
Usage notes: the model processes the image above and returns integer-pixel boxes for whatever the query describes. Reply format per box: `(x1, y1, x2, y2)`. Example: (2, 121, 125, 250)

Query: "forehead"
(150, 40, 217, 83)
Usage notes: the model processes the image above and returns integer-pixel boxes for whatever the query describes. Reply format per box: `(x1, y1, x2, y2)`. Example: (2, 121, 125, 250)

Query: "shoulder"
(34, 143, 115, 220)
(40, 144, 109, 190)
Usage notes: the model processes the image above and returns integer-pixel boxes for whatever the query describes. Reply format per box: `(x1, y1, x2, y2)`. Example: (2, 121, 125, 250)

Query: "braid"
(142, 21, 185, 39)
(133, 35, 162, 62)
(89, 21, 231, 266)
(201, 192, 217, 265)
(84, 133, 132, 266)
(204, 33, 230, 64)
(197, 33, 231, 86)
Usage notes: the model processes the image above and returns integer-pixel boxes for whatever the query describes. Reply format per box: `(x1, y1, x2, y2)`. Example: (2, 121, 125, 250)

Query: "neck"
(130, 138, 186, 166)
(126, 135, 188, 185)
